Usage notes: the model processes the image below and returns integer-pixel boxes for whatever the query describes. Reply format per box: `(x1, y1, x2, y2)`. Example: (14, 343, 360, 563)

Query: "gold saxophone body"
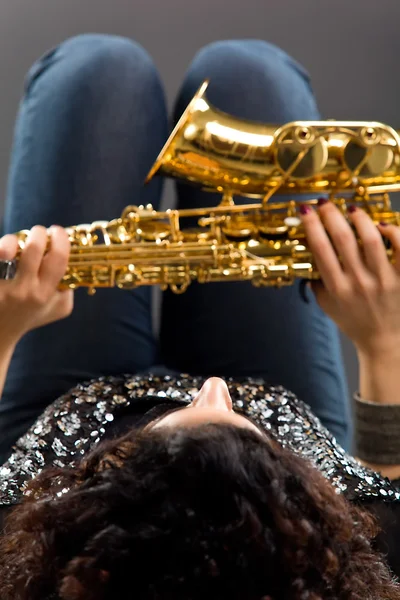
(15, 81, 400, 294)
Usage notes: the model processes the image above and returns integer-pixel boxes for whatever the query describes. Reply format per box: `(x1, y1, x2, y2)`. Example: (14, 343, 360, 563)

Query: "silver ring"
(0, 260, 17, 280)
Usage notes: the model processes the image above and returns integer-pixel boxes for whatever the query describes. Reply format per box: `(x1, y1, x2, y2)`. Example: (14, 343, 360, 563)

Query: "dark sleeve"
(362, 500, 400, 578)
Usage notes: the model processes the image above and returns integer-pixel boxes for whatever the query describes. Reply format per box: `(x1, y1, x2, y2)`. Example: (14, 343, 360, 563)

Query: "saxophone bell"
(146, 81, 400, 202)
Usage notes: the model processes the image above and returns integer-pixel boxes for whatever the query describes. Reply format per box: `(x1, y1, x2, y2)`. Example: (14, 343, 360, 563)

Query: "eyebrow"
(147, 406, 267, 436)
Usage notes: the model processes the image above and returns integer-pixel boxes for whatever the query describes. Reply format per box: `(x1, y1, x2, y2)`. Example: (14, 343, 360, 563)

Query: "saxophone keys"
(115, 266, 141, 289)
(15, 229, 30, 249)
(65, 225, 92, 246)
(284, 216, 301, 228)
(219, 213, 256, 240)
(182, 229, 210, 242)
(222, 219, 256, 241)
(258, 224, 288, 240)
(136, 221, 171, 242)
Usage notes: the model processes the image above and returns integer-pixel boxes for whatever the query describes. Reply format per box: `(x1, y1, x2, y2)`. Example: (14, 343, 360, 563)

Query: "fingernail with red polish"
(348, 205, 357, 214)
(379, 222, 388, 226)
(318, 197, 328, 207)
(299, 204, 312, 215)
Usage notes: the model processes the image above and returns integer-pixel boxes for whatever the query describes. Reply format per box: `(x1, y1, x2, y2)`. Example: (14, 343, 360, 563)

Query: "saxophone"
(13, 81, 400, 294)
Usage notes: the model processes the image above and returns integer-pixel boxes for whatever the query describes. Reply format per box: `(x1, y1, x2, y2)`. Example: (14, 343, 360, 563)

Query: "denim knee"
(5, 33, 168, 232)
(175, 39, 320, 123)
(24, 33, 164, 104)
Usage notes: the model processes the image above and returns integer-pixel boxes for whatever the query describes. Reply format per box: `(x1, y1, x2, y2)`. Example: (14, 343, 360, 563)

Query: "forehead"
(152, 406, 262, 433)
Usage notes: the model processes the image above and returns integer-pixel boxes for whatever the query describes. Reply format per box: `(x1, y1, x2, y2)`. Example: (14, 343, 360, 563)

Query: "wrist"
(357, 347, 400, 405)
(355, 332, 400, 360)
(0, 337, 18, 357)
(0, 327, 25, 355)
(0, 330, 23, 349)
(0, 337, 18, 401)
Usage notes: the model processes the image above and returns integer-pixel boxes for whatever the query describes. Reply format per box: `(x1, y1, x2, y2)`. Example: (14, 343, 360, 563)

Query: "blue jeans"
(0, 35, 351, 461)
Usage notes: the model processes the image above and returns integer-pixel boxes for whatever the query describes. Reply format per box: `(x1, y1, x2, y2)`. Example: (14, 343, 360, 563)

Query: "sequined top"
(2, 373, 400, 578)
(0, 373, 399, 506)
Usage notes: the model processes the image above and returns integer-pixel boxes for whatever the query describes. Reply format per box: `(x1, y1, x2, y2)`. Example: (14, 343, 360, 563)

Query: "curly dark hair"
(0, 423, 398, 600)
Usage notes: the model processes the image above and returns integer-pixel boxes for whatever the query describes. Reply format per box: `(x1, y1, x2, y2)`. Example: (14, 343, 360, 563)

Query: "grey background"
(0, 0, 399, 394)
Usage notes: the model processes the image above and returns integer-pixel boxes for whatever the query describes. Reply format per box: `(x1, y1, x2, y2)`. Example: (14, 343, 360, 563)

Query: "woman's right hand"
(0, 225, 73, 346)
(300, 202, 400, 416)
(300, 202, 400, 359)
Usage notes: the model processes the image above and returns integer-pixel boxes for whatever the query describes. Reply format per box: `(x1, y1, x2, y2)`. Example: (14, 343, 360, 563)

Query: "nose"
(192, 377, 233, 411)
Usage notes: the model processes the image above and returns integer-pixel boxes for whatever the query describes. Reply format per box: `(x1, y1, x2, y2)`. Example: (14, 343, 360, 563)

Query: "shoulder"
(0, 373, 205, 506)
(0, 374, 132, 506)
(230, 379, 400, 504)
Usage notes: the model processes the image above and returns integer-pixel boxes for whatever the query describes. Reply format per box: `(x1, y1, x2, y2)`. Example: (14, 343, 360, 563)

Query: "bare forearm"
(358, 349, 400, 406)
(0, 341, 17, 399)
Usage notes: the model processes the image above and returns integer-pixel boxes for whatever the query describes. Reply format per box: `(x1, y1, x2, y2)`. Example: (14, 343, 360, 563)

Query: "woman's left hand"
(300, 200, 400, 358)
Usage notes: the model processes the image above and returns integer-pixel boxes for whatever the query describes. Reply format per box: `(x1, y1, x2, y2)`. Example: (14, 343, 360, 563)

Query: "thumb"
(49, 290, 74, 322)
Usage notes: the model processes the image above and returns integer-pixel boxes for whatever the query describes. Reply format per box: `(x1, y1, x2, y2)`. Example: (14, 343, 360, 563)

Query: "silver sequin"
(0, 374, 399, 506)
